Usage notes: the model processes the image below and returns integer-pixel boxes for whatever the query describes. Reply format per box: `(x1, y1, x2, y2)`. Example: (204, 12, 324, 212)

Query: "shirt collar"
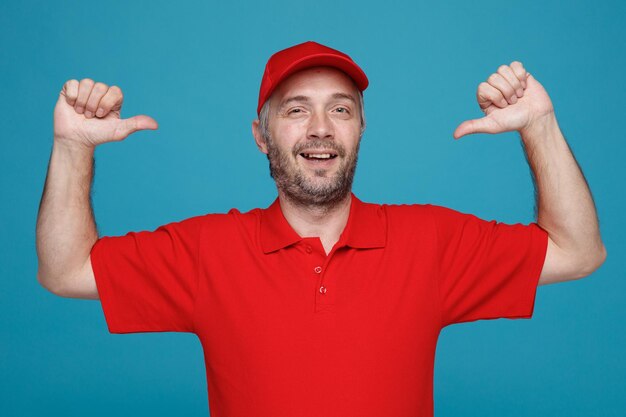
(260, 193, 387, 254)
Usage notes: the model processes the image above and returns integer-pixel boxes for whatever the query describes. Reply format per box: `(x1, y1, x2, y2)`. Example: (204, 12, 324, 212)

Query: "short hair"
(258, 90, 366, 142)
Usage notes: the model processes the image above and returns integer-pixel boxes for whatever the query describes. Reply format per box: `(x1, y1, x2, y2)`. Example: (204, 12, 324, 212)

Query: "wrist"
(53, 137, 96, 155)
(519, 112, 560, 142)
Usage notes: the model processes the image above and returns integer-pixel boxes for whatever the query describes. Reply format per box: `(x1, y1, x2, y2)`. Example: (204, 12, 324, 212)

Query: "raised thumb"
(115, 115, 159, 140)
(453, 117, 499, 139)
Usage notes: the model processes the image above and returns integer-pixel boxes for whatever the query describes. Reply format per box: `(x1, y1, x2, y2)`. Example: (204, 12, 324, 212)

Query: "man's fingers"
(74, 78, 95, 114)
(62, 80, 79, 105)
(477, 82, 507, 109)
(510, 61, 528, 89)
(63, 79, 124, 119)
(84, 82, 109, 118)
(487, 73, 517, 105)
(453, 117, 500, 139)
(94, 85, 123, 118)
(497, 65, 524, 98)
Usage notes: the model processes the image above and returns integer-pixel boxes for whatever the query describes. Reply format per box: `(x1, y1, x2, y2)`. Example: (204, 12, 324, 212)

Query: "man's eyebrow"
(278, 95, 310, 111)
(331, 92, 357, 104)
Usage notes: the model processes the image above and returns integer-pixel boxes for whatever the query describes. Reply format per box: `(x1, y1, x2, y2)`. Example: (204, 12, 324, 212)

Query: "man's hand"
(53, 78, 158, 149)
(453, 62, 555, 139)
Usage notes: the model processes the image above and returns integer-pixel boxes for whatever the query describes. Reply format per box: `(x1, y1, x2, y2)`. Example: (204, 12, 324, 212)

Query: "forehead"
(271, 66, 360, 104)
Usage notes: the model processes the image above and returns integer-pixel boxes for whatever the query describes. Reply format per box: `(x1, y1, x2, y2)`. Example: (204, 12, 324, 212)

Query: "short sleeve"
(89, 215, 205, 334)
(427, 204, 549, 328)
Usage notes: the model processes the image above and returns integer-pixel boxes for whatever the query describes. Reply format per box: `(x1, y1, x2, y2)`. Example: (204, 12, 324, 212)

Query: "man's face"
(254, 66, 363, 207)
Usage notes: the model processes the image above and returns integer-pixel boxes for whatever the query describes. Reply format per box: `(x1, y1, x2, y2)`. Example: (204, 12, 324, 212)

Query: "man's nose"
(306, 111, 334, 140)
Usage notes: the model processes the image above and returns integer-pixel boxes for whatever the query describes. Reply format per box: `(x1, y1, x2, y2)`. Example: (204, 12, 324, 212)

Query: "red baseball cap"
(257, 41, 369, 116)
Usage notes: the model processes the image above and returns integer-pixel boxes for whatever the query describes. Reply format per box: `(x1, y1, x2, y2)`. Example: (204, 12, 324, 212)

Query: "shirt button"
(314, 266, 322, 274)
(319, 286, 327, 294)
(305, 245, 313, 254)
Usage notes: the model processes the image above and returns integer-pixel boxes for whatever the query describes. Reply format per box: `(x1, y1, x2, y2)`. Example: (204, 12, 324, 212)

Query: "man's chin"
(291, 180, 351, 205)
(300, 176, 340, 191)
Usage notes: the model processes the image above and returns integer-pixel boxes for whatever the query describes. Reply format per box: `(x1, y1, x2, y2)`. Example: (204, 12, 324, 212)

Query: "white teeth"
(304, 153, 332, 159)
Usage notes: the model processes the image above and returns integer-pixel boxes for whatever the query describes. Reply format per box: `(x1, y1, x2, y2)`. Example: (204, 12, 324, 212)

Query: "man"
(36, 41, 606, 416)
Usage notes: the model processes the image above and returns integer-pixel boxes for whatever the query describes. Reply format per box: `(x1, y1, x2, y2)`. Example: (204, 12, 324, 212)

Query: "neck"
(277, 190, 352, 255)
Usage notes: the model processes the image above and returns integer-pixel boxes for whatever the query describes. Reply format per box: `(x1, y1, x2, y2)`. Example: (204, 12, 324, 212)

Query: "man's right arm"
(36, 141, 99, 299)
(36, 78, 158, 299)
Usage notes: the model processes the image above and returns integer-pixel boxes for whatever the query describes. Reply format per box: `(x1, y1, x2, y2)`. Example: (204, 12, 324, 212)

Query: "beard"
(265, 135, 360, 209)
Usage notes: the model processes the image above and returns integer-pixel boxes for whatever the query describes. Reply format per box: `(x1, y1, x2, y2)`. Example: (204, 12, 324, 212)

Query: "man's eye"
(335, 107, 349, 113)
(288, 108, 302, 114)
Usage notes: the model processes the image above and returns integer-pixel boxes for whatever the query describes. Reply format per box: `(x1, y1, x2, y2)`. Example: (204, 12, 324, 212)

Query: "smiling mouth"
(299, 153, 338, 160)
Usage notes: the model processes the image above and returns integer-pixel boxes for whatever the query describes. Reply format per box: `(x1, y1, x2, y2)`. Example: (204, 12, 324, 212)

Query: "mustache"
(292, 140, 346, 157)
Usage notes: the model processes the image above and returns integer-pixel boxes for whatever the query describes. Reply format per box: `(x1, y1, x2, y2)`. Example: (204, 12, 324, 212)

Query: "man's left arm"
(452, 62, 607, 285)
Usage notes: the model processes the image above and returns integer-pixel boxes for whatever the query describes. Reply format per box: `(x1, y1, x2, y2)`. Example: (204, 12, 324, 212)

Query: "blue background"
(1, 0, 624, 415)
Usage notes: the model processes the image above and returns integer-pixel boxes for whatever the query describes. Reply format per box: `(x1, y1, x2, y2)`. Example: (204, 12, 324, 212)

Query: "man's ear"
(252, 119, 268, 154)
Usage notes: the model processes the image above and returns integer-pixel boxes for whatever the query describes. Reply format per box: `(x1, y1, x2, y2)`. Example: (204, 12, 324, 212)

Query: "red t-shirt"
(90, 193, 548, 417)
